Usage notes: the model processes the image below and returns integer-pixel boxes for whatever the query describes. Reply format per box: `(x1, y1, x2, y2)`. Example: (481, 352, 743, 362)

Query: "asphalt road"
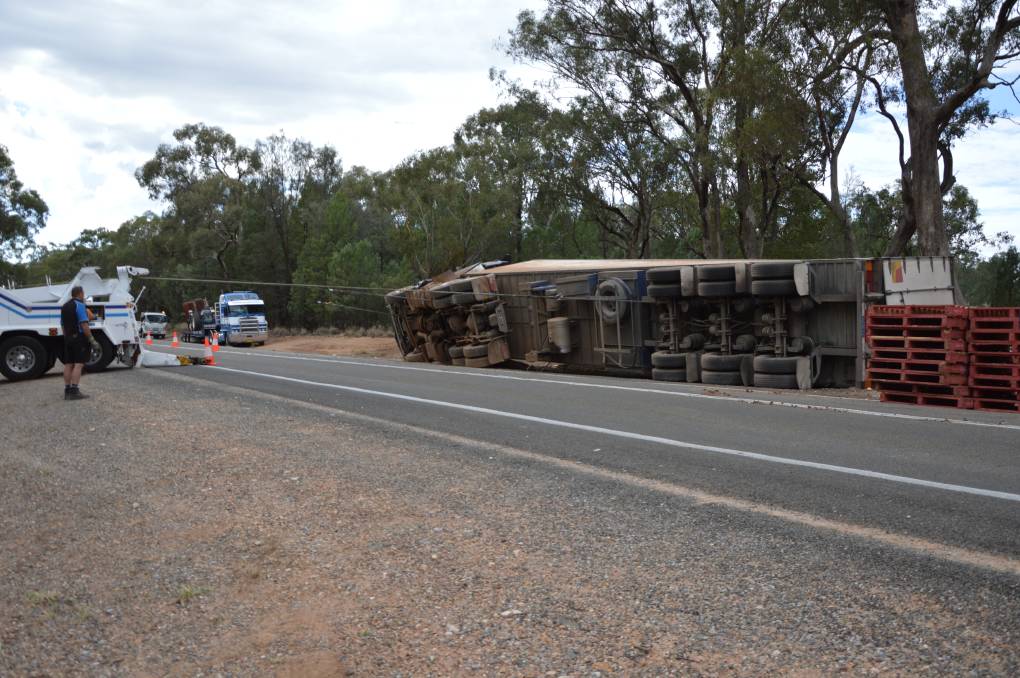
(146, 341, 1020, 562)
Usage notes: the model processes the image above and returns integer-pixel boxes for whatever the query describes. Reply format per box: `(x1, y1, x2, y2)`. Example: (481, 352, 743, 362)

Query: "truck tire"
(646, 284, 682, 299)
(465, 355, 490, 368)
(84, 333, 115, 373)
(697, 265, 736, 282)
(754, 372, 799, 389)
(432, 293, 455, 309)
(697, 281, 737, 297)
(701, 370, 743, 386)
(446, 279, 475, 293)
(750, 279, 797, 296)
(403, 349, 427, 362)
(646, 266, 683, 284)
(701, 353, 744, 371)
(652, 368, 686, 382)
(448, 345, 465, 358)
(463, 344, 489, 358)
(0, 335, 48, 381)
(679, 333, 706, 350)
(451, 292, 477, 306)
(651, 351, 686, 369)
(750, 262, 796, 279)
(752, 355, 799, 374)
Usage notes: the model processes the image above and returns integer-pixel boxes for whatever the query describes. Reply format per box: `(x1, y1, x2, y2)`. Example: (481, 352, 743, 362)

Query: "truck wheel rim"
(5, 346, 36, 374)
(87, 344, 102, 365)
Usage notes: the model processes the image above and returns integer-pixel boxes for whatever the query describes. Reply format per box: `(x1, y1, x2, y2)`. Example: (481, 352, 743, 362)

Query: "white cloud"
(0, 0, 545, 246)
(842, 109, 1020, 249)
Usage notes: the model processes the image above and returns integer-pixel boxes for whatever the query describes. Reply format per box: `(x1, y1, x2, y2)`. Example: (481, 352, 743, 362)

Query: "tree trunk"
(885, 2, 949, 256)
(828, 156, 857, 257)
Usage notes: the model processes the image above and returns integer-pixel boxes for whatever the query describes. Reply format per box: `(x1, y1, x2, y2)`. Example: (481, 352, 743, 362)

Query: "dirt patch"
(264, 335, 401, 360)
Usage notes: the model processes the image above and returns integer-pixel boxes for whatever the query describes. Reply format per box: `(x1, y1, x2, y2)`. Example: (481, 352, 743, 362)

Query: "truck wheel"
(651, 351, 686, 369)
(750, 279, 797, 296)
(652, 367, 686, 382)
(701, 370, 743, 386)
(700, 353, 744, 371)
(463, 344, 489, 359)
(754, 372, 799, 389)
(697, 281, 737, 297)
(697, 265, 736, 282)
(464, 355, 490, 368)
(646, 266, 683, 284)
(0, 335, 48, 381)
(749, 262, 797, 279)
(84, 333, 115, 373)
(646, 284, 683, 299)
(752, 356, 799, 374)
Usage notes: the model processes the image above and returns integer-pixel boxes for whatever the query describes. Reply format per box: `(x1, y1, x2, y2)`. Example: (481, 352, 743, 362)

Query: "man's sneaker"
(66, 390, 90, 400)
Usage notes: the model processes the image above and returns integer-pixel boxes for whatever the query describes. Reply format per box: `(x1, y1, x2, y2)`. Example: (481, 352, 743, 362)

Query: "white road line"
(208, 364, 1020, 503)
(149, 343, 1020, 432)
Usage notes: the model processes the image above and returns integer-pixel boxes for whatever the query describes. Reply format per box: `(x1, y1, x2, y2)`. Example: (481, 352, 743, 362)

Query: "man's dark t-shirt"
(61, 298, 90, 364)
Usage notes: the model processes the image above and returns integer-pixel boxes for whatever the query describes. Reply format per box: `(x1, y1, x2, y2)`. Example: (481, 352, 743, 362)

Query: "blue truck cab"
(216, 291, 269, 346)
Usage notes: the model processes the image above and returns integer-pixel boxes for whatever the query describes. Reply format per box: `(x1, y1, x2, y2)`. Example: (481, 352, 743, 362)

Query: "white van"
(140, 311, 169, 339)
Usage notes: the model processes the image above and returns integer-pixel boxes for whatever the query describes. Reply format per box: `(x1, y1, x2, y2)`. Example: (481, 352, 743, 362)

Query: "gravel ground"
(1, 368, 1018, 676)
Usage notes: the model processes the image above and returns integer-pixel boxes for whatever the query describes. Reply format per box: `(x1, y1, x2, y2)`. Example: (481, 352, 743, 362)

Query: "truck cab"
(140, 312, 169, 339)
(0, 266, 146, 381)
(216, 292, 269, 346)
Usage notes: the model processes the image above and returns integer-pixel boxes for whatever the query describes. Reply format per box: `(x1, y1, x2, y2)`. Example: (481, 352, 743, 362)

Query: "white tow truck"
(0, 266, 147, 381)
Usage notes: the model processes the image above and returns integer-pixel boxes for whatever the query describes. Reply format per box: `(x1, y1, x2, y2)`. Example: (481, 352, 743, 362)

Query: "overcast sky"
(1, 0, 1018, 251)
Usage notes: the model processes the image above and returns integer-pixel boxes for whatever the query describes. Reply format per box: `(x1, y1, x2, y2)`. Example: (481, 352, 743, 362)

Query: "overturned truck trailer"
(384, 257, 955, 390)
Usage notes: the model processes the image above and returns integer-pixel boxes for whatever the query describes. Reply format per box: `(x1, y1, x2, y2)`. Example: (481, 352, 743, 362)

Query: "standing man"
(61, 285, 99, 400)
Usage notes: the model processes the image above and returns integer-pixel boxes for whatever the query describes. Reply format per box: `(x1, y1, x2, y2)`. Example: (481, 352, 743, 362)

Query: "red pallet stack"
(866, 305, 974, 409)
(967, 308, 1020, 413)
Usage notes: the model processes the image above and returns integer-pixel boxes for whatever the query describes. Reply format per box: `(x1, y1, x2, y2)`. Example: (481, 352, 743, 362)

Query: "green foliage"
(0, 145, 48, 269)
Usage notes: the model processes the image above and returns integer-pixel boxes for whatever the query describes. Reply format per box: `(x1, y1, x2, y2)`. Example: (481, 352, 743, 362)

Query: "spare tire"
(753, 355, 799, 374)
(750, 279, 797, 296)
(754, 372, 799, 389)
(697, 281, 737, 297)
(647, 284, 682, 299)
(701, 370, 743, 386)
(652, 368, 686, 382)
(651, 351, 686, 369)
(463, 344, 488, 358)
(646, 266, 684, 284)
(595, 278, 630, 323)
(701, 353, 744, 371)
(750, 262, 797, 279)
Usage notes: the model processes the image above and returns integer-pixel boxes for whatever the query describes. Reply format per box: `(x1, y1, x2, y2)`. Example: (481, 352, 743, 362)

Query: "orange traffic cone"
(211, 332, 220, 352)
(145, 332, 153, 345)
(171, 331, 179, 348)
(203, 337, 215, 365)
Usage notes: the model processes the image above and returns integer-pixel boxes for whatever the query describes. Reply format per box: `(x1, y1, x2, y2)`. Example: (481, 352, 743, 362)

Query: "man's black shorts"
(62, 336, 89, 365)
